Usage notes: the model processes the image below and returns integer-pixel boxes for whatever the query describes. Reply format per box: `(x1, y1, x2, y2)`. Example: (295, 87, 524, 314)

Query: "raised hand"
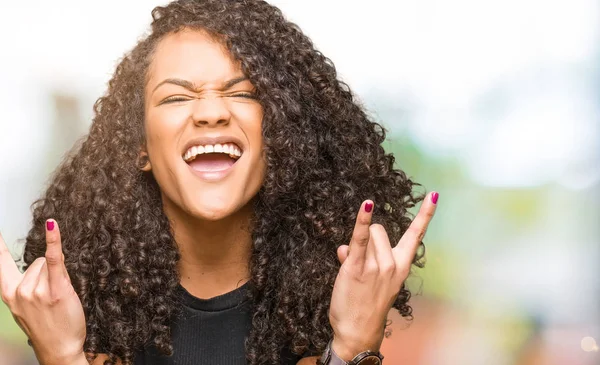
(328, 192, 439, 361)
(0, 220, 87, 365)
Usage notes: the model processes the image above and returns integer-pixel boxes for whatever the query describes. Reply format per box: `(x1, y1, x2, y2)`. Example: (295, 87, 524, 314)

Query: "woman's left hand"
(328, 191, 439, 360)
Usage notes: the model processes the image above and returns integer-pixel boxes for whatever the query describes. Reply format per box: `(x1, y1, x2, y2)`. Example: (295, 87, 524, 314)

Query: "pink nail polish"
(46, 220, 54, 231)
(365, 202, 373, 213)
(431, 192, 439, 204)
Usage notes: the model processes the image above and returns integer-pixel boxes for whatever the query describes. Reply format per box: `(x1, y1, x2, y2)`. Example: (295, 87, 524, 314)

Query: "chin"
(186, 198, 246, 222)
(194, 208, 233, 221)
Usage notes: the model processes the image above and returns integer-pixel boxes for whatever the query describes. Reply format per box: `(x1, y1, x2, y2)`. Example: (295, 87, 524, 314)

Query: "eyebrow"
(152, 76, 249, 93)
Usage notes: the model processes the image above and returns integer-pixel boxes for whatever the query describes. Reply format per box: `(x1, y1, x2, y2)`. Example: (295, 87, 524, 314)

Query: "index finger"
(393, 191, 438, 264)
(0, 231, 23, 298)
(346, 200, 374, 267)
(45, 219, 68, 293)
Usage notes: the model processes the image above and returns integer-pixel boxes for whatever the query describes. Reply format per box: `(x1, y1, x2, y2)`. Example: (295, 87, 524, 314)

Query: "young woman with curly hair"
(0, 1, 438, 364)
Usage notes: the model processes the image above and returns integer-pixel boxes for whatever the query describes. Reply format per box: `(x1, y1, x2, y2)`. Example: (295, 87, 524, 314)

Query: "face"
(143, 29, 265, 221)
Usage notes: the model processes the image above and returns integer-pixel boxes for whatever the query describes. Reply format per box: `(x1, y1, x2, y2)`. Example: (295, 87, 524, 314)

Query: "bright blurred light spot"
(558, 159, 600, 190)
(581, 336, 598, 352)
(464, 92, 598, 188)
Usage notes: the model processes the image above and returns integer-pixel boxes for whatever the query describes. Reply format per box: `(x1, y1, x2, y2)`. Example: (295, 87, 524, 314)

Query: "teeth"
(183, 142, 242, 162)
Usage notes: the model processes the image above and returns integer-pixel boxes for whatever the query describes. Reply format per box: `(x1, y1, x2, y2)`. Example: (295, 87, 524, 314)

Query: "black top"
(134, 281, 314, 364)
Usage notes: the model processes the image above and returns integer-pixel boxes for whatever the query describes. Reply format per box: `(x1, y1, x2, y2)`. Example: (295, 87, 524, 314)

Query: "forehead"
(147, 29, 241, 87)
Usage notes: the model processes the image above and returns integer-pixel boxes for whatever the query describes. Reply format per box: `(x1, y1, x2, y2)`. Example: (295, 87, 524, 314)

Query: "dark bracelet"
(318, 339, 384, 365)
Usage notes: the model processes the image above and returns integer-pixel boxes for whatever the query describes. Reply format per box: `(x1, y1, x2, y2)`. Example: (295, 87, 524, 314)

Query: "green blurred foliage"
(0, 301, 27, 344)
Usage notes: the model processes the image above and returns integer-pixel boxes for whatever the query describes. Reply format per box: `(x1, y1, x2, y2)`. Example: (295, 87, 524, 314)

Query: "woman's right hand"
(0, 219, 87, 365)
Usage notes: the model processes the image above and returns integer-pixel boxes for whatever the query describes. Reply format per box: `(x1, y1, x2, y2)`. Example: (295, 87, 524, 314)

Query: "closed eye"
(160, 93, 257, 105)
(161, 96, 192, 104)
(230, 93, 257, 99)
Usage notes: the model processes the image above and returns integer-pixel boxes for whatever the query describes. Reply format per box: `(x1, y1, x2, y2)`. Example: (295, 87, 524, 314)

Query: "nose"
(191, 96, 231, 127)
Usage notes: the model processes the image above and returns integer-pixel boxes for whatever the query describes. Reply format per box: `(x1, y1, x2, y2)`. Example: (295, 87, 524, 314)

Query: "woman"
(0, 0, 438, 364)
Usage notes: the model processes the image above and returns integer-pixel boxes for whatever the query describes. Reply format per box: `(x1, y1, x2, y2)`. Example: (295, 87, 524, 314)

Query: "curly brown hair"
(22, 0, 425, 364)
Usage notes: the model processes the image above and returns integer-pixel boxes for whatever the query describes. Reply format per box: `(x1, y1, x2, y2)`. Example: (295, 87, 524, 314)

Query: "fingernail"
(365, 202, 373, 213)
(431, 192, 439, 204)
(46, 220, 55, 231)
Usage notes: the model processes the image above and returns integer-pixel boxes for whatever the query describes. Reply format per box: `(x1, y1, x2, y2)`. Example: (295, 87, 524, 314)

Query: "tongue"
(188, 154, 235, 172)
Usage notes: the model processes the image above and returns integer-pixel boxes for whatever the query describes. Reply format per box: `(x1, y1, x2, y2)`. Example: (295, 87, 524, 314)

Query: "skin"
(0, 29, 439, 365)
(141, 30, 266, 298)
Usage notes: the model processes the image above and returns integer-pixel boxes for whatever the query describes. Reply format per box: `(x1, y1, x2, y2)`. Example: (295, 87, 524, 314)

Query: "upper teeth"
(183, 143, 242, 162)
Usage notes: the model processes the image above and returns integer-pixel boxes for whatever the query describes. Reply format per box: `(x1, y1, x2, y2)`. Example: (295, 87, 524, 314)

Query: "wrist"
(331, 336, 382, 362)
(38, 351, 88, 365)
(69, 352, 89, 365)
(331, 337, 357, 362)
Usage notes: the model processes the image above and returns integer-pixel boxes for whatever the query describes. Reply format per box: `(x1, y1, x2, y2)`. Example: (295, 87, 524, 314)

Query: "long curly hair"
(22, 0, 425, 364)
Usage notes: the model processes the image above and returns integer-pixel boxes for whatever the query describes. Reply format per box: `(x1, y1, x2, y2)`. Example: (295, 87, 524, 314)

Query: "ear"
(138, 150, 152, 172)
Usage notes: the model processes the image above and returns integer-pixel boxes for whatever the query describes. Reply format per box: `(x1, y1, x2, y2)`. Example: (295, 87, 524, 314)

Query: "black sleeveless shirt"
(133, 281, 315, 364)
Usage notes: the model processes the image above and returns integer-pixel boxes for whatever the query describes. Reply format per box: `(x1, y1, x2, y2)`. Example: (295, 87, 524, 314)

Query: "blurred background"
(0, 0, 598, 364)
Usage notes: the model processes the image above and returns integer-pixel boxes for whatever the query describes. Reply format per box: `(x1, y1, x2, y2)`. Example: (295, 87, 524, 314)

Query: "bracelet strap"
(318, 339, 384, 365)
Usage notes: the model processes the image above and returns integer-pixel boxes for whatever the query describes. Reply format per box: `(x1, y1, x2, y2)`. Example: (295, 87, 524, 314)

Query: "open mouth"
(183, 143, 242, 172)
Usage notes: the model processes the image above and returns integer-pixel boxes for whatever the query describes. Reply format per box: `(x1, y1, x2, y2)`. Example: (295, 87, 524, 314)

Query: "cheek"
(233, 106, 265, 187)
(233, 104, 263, 141)
(143, 111, 188, 183)
(145, 107, 187, 154)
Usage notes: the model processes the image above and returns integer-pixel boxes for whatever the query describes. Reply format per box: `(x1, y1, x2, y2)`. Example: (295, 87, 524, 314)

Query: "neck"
(164, 198, 254, 299)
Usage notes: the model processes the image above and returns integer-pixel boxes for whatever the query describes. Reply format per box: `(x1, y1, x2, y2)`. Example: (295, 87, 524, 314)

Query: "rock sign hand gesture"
(0, 220, 87, 365)
(0, 192, 439, 364)
(328, 192, 439, 360)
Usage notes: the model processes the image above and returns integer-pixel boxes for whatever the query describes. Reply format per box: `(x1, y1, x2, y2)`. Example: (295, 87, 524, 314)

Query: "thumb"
(337, 245, 349, 264)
